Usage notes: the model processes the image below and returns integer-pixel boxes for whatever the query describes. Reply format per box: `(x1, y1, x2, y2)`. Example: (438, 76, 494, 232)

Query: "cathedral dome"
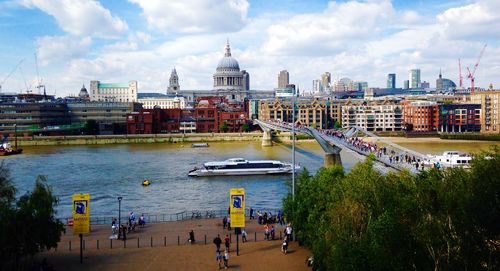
(79, 84, 89, 98)
(216, 41, 240, 71)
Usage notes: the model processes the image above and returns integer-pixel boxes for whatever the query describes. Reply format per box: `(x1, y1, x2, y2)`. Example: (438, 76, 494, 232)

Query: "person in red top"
(224, 234, 230, 252)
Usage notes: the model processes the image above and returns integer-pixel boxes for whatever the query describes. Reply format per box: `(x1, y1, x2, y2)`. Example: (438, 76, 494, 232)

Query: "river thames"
(2, 140, 498, 219)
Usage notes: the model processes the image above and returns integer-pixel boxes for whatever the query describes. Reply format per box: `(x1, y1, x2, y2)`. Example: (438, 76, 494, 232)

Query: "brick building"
(438, 104, 481, 133)
(126, 108, 182, 134)
(401, 100, 439, 132)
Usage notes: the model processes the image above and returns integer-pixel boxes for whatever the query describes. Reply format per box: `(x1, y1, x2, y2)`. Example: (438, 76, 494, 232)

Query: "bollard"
(97, 240, 99, 250)
(254, 232, 257, 242)
(110, 239, 113, 249)
(138, 238, 140, 248)
(178, 235, 180, 245)
(151, 236, 153, 247)
(69, 241, 72, 251)
(205, 235, 207, 245)
(164, 236, 167, 247)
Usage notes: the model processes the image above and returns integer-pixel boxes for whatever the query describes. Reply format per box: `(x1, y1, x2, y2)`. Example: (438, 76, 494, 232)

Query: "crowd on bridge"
(264, 119, 431, 172)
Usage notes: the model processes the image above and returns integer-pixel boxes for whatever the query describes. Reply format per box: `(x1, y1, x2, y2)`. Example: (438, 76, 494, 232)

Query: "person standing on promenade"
(213, 234, 222, 251)
(227, 216, 231, 230)
(286, 224, 292, 241)
(189, 230, 195, 244)
(223, 216, 227, 229)
(241, 229, 247, 243)
(224, 234, 230, 252)
(249, 207, 254, 220)
(282, 236, 289, 255)
(216, 250, 223, 269)
(223, 250, 229, 269)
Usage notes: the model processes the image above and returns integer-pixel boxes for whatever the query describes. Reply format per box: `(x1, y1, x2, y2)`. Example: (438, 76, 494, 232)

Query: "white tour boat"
(426, 151, 472, 168)
(188, 158, 300, 177)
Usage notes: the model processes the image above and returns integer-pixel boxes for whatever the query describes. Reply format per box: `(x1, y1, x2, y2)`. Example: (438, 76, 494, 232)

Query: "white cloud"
(129, 0, 249, 33)
(437, 0, 500, 39)
(12, 0, 500, 97)
(21, 0, 128, 38)
(262, 0, 393, 56)
(36, 35, 92, 66)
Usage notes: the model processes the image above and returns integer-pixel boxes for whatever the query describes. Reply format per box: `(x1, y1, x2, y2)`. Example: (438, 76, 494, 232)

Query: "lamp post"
(117, 196, 122, 238)
(292, 90, 296, 200)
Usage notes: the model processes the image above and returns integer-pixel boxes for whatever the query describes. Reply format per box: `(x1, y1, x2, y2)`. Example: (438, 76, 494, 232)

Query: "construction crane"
(466, 44, 487, 94)
(458, 58, 463, 89)
(34, 52, 45, 96)
(0, 59, 25, 93)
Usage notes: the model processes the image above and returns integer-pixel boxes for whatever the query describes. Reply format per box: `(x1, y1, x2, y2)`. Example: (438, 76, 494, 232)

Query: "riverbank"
(14, 132, 316, 147)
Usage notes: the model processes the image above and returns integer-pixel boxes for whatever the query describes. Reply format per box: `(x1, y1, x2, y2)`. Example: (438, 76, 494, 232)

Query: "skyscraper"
(409, 69, 421, 88)
(278, 70, 289, 88)
(387, 73, 396, 89)
(404, 80, 410, 89)
(321, 72, 331, 88)
(312, 79, 322, 93)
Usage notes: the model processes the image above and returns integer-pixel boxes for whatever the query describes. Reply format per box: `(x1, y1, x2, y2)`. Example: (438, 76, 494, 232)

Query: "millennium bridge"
(254, 119, 429, 174)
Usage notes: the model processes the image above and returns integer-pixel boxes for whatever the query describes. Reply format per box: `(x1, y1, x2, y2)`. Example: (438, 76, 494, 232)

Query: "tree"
(333, 121, 341, 129)
(0, 164, 65, 270)
(284, 148, 500, 271)
(219, 122, 229, 133)
(84, 119, 98, 135)
(242, 123, 251, 132)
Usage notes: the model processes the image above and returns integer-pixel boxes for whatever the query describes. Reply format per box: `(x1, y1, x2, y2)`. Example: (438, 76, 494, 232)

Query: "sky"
(0, 0, 499, 97)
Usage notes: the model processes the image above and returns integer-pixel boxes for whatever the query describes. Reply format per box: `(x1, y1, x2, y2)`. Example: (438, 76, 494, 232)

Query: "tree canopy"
(283, 147, 500, 271)
(0, 163, 65, 270)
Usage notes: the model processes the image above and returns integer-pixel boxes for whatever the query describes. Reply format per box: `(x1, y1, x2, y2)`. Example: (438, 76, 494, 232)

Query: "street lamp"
(292, 90, 296, 200)
(117, 196, 122, 238)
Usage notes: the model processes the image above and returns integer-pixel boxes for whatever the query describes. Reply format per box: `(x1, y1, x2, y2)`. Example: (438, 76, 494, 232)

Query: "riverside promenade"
(39, 217, 311, 270)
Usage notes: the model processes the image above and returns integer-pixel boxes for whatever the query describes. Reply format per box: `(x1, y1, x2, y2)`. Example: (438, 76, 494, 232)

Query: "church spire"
(225, 39, 232, 57)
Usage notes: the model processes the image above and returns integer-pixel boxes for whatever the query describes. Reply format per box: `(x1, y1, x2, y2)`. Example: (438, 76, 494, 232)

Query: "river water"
(2, 140, 498, 219)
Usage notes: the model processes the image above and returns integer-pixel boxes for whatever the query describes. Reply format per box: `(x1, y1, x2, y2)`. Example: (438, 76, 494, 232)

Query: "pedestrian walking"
(241, 229, 247, 243)
(224, 234, 230, 252)
(223, 216, 227, 229)
(227, 216, 231, 230)
(249, 207, 254, 219)
(286, 224, 292, 241)
(216, 250, 223, 269)
(223, 250, 229, 269)
(213, 234, 222, 251)
(282, 236, 289, 254)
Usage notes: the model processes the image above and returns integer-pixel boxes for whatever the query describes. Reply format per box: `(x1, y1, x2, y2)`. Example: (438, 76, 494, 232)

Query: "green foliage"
(242, 123, 251, 132)
(333, 121, 341, 129)
(284, 148, 500, 270)
(219, 122, 229, 133)
(0, 167, 65, 270)
(84, 119, 98, 135)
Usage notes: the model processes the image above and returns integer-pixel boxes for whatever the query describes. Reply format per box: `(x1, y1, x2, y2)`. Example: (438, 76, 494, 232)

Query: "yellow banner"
(72, 193, 90, 235)
(229, 188, 245, 228)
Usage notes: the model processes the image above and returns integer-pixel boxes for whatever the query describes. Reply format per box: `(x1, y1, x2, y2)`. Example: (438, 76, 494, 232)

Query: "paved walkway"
(38, 217, 311, 270)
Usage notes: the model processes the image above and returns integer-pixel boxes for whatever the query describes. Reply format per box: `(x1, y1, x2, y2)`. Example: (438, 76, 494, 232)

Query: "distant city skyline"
(1, 0, 499, 96)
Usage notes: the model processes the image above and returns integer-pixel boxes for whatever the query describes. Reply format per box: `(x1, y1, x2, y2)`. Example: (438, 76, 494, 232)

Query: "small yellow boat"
(142, 179, 151, 186)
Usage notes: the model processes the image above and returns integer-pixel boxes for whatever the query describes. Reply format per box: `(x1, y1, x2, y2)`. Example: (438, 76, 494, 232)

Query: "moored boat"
(426, 151, 472, 168)
(0, 140, 22, 156)
(191, 143, 209, 148)
(188, 158, 300, 177)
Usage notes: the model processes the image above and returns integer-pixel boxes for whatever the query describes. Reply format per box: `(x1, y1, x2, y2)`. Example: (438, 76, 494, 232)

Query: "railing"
(62, 208, 283, 226)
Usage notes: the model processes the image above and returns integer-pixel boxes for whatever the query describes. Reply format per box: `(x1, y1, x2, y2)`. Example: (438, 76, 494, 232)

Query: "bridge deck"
(255, 120, 426, 174)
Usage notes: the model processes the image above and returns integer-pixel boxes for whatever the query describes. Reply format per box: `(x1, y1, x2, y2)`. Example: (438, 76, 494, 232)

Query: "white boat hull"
(188, 167, 299, 177)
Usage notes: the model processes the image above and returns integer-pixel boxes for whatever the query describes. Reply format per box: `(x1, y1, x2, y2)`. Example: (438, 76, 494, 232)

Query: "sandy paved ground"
(37, 217, 312, 271)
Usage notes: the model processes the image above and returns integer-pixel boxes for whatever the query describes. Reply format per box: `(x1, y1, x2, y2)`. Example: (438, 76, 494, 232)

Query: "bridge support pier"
(262, 130, 273, 147)
(324, 153, 342, 167)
